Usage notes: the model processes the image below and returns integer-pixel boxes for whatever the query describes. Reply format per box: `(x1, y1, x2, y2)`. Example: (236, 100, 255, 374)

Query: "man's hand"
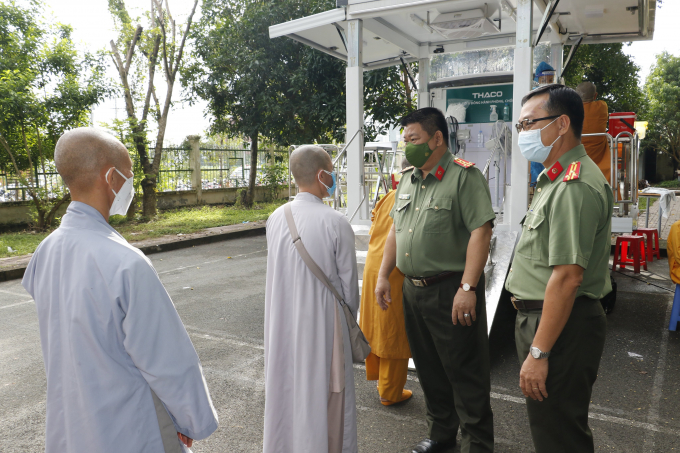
(519, 354, 549, 401)
(177, 433, 193, 448)
(452, 288, 476, 326)
(374, 276, 392, 311)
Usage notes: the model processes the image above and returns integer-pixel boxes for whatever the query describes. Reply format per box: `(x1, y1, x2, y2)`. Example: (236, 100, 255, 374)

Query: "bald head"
(401, 157, 410, 170)
(576, 81, 597, 103)
(55, 128, 130, 190)
(290, 145, 332, 186)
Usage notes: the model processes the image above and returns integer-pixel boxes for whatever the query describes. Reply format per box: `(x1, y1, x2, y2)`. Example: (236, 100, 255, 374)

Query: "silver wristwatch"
(530, 346, 550, 359)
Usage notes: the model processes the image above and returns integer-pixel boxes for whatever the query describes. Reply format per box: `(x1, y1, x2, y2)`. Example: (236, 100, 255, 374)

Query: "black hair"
(521, 84, 585, 138)
(400, 107, 449, 147)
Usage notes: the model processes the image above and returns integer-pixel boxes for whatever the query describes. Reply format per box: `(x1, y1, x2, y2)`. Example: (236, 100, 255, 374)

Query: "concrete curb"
(0, 225, 266, 283)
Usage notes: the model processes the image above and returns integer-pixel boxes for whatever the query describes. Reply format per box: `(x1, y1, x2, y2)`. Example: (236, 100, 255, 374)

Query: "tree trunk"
(126, 194, 137, 220)
(402, 65, 413, 111)
(244, 134, 259, 208)
(141, 177, 157, 218)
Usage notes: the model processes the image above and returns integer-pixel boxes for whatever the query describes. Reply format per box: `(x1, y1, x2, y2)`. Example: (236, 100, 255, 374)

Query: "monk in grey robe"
(264, 145, 359, 453)
(22, 128, 218, 453)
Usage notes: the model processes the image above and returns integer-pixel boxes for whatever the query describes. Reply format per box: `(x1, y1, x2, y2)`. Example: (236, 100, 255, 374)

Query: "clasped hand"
(178, 433, 193, 448)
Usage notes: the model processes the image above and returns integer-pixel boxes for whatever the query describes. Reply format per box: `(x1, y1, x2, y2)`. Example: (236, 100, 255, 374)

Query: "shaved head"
(576, 81, 597, 103)
(401, 157, 410, 169)
(290, 145, 332, 186)
(55, 128, 130, 189)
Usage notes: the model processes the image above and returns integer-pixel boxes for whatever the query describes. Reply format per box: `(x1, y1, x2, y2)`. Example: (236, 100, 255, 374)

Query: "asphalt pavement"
(1, 236, 679, 452)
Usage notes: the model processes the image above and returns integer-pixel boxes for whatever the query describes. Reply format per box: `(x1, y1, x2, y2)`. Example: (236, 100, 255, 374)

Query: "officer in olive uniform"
(505, 84, 612, 453)
(375, 108, 495, 453)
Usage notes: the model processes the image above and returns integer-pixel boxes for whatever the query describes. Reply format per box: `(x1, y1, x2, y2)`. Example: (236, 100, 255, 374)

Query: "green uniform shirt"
(505, 144, 613, 300)
(390, 151, 496, 277)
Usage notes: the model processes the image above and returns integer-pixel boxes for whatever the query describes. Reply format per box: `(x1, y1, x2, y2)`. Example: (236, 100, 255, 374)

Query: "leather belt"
(510, 296, 544, 310)
(511, 295, 596, 310)
(406, 271, 457, 287)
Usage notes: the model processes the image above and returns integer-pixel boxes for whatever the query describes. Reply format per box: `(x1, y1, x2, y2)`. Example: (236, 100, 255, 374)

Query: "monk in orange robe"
(577, 81, 611, 184)
(668, 220, 680, 284)
(359, 182, 412, 406)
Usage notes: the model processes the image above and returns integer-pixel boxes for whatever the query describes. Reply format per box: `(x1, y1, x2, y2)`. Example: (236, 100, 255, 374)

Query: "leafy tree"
(364, 64, 417, 140)
(644, 52, 680, 173)
(108, 0, 198, 218)
(0, 0, 109, 229)
(183, 0, 417, 206)
(562, 43, 646, 114)
(183, 0, 344, 207)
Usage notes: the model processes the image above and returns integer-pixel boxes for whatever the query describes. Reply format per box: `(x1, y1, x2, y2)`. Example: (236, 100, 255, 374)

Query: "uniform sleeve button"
(435, 206, 438, 210)
(405, 253, 409, 257)
(409, 229, 413, 233)
(415, 207, 419, 211)
(537, 188, 542, 192)
(421, 185, 426, 189)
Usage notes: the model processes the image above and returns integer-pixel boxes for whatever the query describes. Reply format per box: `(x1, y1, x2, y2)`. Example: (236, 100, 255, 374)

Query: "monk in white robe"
(22, 128, 218, 453)
(264, 145, 359, 453)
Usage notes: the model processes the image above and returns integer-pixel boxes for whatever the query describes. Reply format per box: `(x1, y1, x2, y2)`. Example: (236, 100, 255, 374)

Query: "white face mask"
(106, 168, 135, 216)
(518, 117, 562, 163)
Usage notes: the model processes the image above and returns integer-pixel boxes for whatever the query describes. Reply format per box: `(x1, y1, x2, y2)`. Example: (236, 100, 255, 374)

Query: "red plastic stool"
(613, 235, 647, 273)
(633, 228, 661, 262)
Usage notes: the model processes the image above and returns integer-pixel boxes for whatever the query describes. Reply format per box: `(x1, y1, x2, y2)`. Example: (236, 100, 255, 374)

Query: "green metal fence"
(156, 147, 193, 192)
(0, 146, 290, 201)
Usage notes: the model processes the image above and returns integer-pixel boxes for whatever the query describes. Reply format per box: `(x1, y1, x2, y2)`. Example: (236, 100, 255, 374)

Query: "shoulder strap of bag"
(284, 203, 345, 305)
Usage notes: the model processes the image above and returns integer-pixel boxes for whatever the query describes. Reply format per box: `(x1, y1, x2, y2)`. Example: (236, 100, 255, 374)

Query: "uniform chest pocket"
(423, 197, 453, 234)
(393, 199, 411, 232)
(515, 212, 546, 260)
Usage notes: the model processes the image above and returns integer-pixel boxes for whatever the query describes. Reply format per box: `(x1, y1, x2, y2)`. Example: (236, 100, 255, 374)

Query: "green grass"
(639, 196, 647, 210)
(0, 231, 51, 258)
(658, 180, 680, 189)
(0, 201, 285, 259)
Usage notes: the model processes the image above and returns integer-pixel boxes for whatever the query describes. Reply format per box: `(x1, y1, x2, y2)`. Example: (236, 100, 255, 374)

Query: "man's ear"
(558, 115, 572, 136)
(435, 130, 444, 147)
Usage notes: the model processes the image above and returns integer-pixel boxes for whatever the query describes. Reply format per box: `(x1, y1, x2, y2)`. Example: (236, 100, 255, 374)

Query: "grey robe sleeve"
(335, 218, 360, 317)
(119, 257, 218, 440)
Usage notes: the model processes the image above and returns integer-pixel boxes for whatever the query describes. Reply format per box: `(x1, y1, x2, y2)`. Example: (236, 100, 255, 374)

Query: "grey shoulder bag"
(283, 203, 371, 363)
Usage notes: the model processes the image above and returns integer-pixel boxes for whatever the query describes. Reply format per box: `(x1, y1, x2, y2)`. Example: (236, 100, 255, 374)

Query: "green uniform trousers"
(515, 297, 606, 453)
(403, 273, 494, 453)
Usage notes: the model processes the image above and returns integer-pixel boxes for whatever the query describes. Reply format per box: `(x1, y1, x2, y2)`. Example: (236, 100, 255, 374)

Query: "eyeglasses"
(515, 115, 560, 133)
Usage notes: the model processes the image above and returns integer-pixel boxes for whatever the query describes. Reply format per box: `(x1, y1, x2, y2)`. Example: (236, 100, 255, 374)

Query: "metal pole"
(346, 19, 367, 224)
(507, 0, 533, 230)
(646, 196, 650, 228)
(495, 162, 500, 209)
(418, 57, 430, 109)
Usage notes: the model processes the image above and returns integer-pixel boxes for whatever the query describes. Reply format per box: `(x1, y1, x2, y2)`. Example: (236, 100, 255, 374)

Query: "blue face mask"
(518, 117, 561, 163)
(319, 170, 337, 197)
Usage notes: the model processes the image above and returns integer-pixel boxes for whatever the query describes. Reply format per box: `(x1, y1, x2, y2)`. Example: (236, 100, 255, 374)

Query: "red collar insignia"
(546, 161, 564, 182)
(453, 157, 475, 169)
(434, 166, 445, 181)
(563, 162, 582, 182)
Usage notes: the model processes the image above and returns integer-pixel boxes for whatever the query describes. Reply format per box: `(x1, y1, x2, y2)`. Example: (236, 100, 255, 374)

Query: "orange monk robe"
(359, 190, 412, 403)
(582, 100, 611, 184)
(667, 220, 680, 284)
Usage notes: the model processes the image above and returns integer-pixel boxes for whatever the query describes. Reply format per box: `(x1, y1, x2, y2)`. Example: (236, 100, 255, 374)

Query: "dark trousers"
(403, 273, 494, 453)
(515, 297, 607, 453)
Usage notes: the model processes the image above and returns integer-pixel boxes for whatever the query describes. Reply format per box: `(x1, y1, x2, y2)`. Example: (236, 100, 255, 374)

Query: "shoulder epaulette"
(453, 157, 475, 169)
(400, 166, 414, 174)
(563, 162, 582, 182)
